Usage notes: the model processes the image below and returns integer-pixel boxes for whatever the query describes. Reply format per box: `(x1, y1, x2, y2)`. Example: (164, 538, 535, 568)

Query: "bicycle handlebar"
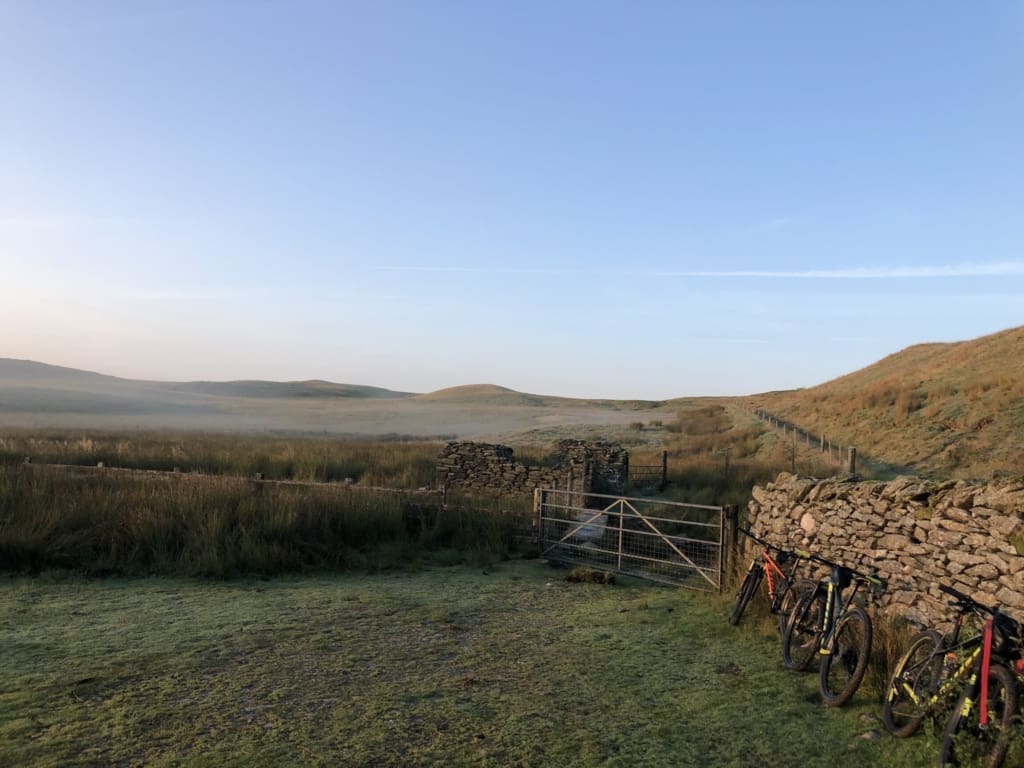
(796, 550, 885, 589)
(940, 583, 995, 615)
(739, 530, 884, 590)
(738, 528, 799, 557)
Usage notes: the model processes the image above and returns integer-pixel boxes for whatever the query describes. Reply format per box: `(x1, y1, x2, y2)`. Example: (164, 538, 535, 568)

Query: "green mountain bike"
(781, 551, 885, 707)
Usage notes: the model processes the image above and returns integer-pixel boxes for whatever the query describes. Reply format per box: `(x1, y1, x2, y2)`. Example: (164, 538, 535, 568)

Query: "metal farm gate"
(535, 488, 725, 591)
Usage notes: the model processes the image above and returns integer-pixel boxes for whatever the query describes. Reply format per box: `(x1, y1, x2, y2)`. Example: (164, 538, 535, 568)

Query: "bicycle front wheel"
(882, 629, 944, 738)
(728, 566, 762, 626)
(939, 663, 1018, 768)
(782, 588, 825, 672)
(820, 606, 872, 707)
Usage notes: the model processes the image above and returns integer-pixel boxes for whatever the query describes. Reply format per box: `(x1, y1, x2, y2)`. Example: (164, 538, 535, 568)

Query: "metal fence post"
(617, 500, 624, 571)
(534, 488, 543, 554)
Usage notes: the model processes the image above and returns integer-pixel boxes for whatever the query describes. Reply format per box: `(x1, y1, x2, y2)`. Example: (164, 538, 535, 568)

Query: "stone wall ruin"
(436, 439, 629, 496)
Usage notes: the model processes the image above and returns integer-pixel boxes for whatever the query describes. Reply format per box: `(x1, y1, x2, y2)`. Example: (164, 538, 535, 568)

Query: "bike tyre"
(939, 662, 1018, 768)
(782, 587, 825, 672)
(820, 605, 873, 707)
(729, 566, 762, 626)
(777, 577, 817, 635)
(882, 629, 944, 738)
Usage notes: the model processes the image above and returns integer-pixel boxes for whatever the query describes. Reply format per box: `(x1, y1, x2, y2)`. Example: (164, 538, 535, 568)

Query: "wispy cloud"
(372, 261, 1024, 279)
(654, 261, 1024, 279)
(374, 266, 571, 275)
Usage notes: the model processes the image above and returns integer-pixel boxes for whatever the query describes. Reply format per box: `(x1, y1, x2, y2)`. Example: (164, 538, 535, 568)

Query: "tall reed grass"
(0, 466, 523, 577)
(0, 430, 440, 487)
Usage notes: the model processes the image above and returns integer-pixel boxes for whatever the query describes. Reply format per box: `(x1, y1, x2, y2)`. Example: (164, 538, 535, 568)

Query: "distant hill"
(164, 380, 413, 399)
(747, 326, 1024, 479)
(0, 359, 120, 386)
(0, 359, 672, 438)
(415, 384, 550, 406)
(0, 360, 413, 400)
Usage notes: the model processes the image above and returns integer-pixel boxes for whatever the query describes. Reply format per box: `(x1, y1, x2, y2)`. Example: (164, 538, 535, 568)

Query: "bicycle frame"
(760, 550, 791, 608)
(817, 568, 864, 655)
(888, 584, 1014, 725)
(957, 616, 996, 727)
(738, 528, 801, 611)
(794, 555, 880, 656)
(889, 631, 983, 714)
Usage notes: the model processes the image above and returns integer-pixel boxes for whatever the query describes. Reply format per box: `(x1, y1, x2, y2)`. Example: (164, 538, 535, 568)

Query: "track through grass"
(1, 562, 937, 767)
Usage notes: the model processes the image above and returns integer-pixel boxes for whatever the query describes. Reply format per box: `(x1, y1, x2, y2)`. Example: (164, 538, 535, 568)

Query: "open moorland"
(0, 360, 679, 446)
(3, 326, 1024, 766)
(4, 324, 1024, 479)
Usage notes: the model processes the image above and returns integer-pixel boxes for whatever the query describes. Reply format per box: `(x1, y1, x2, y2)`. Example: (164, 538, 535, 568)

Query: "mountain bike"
(883, 585, 1014, 737)
(781, 551, 885, 706)
(881, 583, 1023, 766)
(728, 528, 814, 632)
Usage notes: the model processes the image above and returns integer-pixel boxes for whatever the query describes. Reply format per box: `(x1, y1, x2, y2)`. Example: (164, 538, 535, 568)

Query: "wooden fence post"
(660, 451, 668, 490)
(848, 447, 857, 475)
(722, 505, 738, 587)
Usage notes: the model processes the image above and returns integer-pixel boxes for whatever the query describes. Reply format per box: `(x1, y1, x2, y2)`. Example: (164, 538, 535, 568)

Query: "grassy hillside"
(746, 326, 1024, 479)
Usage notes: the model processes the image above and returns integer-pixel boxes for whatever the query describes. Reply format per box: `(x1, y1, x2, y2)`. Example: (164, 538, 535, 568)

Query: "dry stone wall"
(747, 472, 1024, 626)
(555, 439, 629, 493)
(437, 440, 629, 496)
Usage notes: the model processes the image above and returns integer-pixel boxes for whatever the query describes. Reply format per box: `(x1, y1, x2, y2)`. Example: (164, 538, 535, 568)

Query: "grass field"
(1, 561, 940, 768)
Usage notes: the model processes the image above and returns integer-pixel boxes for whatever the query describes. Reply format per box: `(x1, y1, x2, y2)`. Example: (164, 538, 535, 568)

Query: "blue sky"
(2, 1, 1022, 399)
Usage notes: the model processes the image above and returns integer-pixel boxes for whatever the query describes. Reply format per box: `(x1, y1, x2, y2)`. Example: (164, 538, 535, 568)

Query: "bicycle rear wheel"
(729, 566, 763, 626)
(882, 629, 944, 738)
(820, 606, 872, 706)
(939, 663, 1018, 767)
(782, 588, 825, 672)
(776, 577, 816, 635)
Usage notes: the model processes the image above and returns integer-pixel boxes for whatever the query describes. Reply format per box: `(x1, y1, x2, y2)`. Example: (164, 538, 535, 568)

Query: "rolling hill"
(746, 325, 1024, 479)
(0, 359, 672, 440)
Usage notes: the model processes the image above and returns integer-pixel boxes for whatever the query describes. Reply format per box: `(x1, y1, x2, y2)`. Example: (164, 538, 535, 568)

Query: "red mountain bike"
(729, 528, 813, 633)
